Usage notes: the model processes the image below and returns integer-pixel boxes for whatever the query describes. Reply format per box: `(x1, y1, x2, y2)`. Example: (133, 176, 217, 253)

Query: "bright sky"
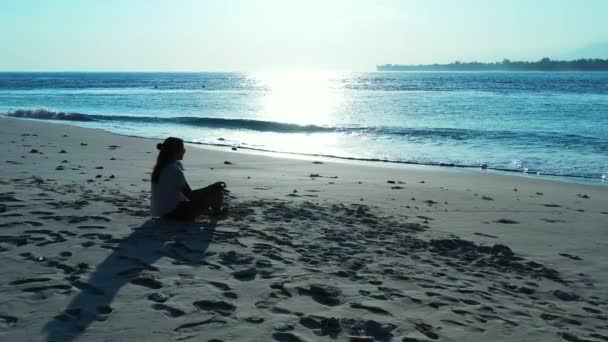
(1, 0, 607, 71)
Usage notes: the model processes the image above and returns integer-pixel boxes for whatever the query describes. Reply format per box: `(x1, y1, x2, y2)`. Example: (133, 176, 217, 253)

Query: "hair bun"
(156, 143, 164, 151)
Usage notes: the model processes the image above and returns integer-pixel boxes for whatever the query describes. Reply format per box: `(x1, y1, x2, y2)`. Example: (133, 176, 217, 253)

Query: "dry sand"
(1, 117, 607, 342)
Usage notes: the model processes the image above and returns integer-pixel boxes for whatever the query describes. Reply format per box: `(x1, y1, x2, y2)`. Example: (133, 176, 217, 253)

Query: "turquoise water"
(1, 71, 607, 180)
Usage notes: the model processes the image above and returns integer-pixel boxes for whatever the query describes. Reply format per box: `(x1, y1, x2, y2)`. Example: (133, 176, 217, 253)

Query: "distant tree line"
(377, 58, 608, 71)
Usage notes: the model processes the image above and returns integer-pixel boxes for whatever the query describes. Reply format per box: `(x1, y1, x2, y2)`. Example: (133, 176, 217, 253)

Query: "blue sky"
(1, 0, 607, 71)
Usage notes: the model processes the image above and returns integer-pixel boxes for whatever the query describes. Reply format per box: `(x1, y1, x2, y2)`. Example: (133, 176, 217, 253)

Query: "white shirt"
(150, 161, 189, 216)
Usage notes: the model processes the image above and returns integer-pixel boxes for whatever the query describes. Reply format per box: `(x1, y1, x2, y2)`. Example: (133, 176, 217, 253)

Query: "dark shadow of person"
(43, 217, 219, 341)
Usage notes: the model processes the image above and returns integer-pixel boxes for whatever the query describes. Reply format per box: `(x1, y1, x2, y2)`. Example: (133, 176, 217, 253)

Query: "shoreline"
(1, 116, 607, 341)
(4, 115, 608, 187)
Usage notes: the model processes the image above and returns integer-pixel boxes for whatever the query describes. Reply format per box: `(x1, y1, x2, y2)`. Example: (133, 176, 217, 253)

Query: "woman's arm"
(182, 181, 193, 199)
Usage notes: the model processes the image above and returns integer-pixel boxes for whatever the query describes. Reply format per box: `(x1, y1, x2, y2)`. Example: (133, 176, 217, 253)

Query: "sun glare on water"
(250, 70, 343, 127)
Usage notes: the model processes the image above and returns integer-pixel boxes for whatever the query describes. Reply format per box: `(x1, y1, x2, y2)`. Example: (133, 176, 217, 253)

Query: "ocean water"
(1, 71, 607, 181)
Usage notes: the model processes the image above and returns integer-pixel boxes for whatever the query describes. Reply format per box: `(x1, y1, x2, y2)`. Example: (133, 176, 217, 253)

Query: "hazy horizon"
(1, 0, 607, 72)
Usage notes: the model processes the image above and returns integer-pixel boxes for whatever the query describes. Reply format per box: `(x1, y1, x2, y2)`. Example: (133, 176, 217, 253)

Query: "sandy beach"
(1, 116, 607, 342)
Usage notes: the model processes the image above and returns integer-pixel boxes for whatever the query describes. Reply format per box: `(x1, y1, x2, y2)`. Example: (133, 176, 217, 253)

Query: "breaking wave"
(5, 108, 334, 133)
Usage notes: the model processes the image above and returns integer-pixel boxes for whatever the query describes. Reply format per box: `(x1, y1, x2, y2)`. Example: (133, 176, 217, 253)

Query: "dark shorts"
(162, 182, 226, 221)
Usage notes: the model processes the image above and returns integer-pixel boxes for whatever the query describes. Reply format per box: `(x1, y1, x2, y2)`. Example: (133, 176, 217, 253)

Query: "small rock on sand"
(148, 293, 169, 303)
(553, 290, 580, 301)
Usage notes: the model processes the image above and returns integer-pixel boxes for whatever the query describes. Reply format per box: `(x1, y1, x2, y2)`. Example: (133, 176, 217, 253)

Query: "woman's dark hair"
(151, 137, 184, 184)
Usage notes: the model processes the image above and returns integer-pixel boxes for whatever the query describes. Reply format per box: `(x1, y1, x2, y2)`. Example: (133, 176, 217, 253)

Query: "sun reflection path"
(250, 70, 344, 126)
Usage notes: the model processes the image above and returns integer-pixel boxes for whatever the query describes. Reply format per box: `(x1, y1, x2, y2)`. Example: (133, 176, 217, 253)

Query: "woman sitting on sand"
(150, 137, 226, 221)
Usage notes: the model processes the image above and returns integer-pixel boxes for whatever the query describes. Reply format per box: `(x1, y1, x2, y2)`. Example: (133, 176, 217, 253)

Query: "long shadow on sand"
(43, 218, 220, 341)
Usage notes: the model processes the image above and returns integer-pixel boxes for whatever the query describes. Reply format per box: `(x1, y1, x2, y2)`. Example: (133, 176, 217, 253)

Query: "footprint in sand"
(0, 314, 18, 327)
(246, 316, 265, 324)
(0, 213, 23, 218)
(44, 260, 78, 274)
(474, 232, 498, 238)
(81, 241, 96, 248)
(77, 225, 108, 230)
(350, 302, 392, 315)
(71, 280, 105, 295)
(96, 305, 112, 315)
(558, 253, 582, 261)
(223, 291, 238, 299)
(441, 319, 468, 328)
(452, 309, 472, 316)
(30, 210, 55, 215)
(461, 298, 481, 305)
(80, 233, 113, 241)
(541, 218, 566, 223)
(495, 218, 519, 224)
(116, 267, 144, 277)
(207, 281, 232, 292)
(152, 304, 185, 317)
(174, 317, 228, 332)
(21, 284, 71, 293)
(0, 221, 44, 228)
(36, 237, 67, 247)
(582, 307, 602, 314)
(130, 273, 163, 289)
(412, 320, 439, 340)
(428, 300, 450, 309)
(118, 255, 159, 271)
(9, 277, 52, 285)
(193, 300, 236, 317)
(231, 267, 258, 280)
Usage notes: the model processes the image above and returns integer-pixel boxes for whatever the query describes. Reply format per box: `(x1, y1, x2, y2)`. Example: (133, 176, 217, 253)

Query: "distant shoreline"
(377, 58, 608, 71)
